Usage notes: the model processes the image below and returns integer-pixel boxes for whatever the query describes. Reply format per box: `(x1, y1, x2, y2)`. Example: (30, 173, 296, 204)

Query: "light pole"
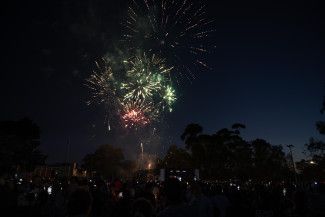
(287, 144, 298, 184)
(141, 142, 144, 170)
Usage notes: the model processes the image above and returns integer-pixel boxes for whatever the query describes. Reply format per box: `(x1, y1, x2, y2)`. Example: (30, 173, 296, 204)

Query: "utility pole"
(287, 144, 298, 184)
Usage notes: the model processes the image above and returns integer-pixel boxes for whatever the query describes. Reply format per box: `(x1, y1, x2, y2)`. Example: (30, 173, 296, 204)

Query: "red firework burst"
(122, 106, 150, 128)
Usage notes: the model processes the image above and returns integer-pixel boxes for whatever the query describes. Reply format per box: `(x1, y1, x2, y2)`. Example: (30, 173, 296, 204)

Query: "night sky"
(2, 0, 325, 163)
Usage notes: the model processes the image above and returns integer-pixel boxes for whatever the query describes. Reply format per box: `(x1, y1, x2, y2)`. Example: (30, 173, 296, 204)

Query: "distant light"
(47, 186, 52, 195)
(314, 181, 318, 185)
(177, 177, 182, 181)
(283, 188, 287, 196)
(310, 160, 316, 165)
(19, 178, 23, 182)
(237, 186, 240, 191)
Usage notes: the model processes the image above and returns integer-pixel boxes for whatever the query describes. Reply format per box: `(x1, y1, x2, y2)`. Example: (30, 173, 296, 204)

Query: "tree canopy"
(302, 96, 325, 180)
(83, 144, 126, 178)
(179, 123, 291, 181)
(0, 118, 46, 174)
(162, 145, 193, 169)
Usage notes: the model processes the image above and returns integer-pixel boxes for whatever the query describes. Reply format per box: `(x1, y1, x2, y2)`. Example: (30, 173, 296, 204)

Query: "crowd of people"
(0, 174, 324, 217)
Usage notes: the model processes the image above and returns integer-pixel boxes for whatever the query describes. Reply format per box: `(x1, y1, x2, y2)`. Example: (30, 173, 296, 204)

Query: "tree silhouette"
(211, 126, 251, 180)
(181, 123, 203, 148)
(180, 123, 205, 169)
(179, 123, 292, 180)
(180, 123, 254, 180)
(303, 96, 325, 180)
(162, 145, 193, 169)
(305, 96, 325, 158)
(83, 144, 125, 178)
(251, 139, 289, 181)
(0, 118, 46, 174)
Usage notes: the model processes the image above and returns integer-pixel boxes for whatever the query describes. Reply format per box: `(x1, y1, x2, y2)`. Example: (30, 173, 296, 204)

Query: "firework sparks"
(122, 53, 172, 103)
(86, 53, 176, 130)
(86, 0, 213, 131)
(86, 59, 116, 105)
(122, 0, 214, 80)
(163, 85, 176, 111)
(121, 101, 151, 128)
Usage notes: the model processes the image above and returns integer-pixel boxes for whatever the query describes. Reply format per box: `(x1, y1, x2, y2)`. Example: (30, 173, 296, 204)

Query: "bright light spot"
(283, 188, 287, 196)
(47, 186, 52, 195)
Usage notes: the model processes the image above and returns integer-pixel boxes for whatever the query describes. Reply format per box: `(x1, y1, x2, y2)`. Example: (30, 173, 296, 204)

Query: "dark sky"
(2, 0, 325, 163)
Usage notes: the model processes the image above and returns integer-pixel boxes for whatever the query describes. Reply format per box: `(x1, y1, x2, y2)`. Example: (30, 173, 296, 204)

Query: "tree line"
(1, 97, 324, 182)
(161, 123, 292, 181)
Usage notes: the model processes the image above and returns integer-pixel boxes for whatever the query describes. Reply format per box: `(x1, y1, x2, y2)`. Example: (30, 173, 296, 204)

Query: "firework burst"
(121, 53, 173, 102)
(122, 0, 214, 80)
(162, 85, 176, 112)
(86, 53, 177, 129)
(120, 53, 176, 127)
(121, 101, 151, 128)
(86, 59, 116, 105)
(86, 0, 212, 131)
